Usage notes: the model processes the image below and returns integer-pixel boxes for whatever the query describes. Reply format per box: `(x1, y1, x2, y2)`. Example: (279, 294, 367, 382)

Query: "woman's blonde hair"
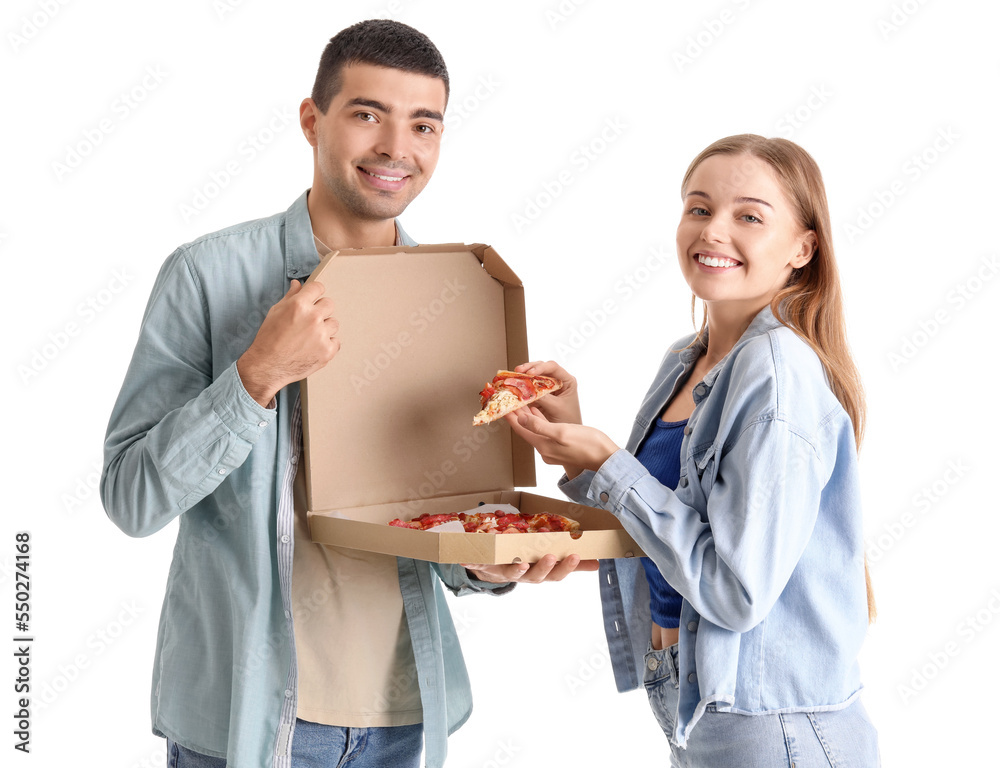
(682, 134, 875, 622)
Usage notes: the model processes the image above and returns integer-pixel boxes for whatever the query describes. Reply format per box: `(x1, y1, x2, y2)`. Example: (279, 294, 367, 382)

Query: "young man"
(102, 20, 591, 768)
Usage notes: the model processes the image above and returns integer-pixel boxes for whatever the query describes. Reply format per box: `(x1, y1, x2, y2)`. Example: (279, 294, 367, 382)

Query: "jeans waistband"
(643, 642, 679, 687)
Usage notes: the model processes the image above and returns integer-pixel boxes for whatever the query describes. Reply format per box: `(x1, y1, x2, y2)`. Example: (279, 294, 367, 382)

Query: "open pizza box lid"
(302, 243, 643, 564)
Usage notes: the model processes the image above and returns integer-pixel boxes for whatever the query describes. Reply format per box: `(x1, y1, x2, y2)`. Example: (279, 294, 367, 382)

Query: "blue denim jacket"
(101, 191, 509, 768)
(560, 307, 868, 747)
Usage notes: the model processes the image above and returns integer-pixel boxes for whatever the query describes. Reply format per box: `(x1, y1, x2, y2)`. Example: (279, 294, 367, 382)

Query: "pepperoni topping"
(500, 377, 536, 400)
(427, 514, 458, 525)
(389, 510, 579, 535)
(495, 514, 527, 531)
(478, 383, 497, 408)
(388, 518, 419, 528)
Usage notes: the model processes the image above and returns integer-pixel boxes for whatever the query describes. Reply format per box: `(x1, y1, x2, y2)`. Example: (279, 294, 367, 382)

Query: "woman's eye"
(690, 207, 709, 216)
(742, 214, 762, 223)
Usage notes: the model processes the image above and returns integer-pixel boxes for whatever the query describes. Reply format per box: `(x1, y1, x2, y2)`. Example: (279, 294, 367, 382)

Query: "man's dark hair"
(311, 19, 449, 113)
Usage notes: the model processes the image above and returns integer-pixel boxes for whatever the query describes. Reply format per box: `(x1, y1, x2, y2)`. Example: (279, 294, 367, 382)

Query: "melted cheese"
(473, 388, 523, 425)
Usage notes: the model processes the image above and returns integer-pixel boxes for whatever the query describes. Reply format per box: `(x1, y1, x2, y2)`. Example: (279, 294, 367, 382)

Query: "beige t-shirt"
(290, 228, 422, 726)
(291, 464, 422, 726)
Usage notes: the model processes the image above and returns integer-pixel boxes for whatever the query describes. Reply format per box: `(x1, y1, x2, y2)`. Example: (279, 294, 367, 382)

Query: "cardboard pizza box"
(302, 243, 643, 564)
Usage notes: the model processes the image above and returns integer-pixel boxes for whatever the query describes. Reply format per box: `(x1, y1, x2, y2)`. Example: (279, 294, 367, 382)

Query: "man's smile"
(357, 164, 411, 191)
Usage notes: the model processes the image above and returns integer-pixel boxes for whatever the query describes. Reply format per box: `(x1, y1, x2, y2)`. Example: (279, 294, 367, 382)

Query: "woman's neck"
(703, 299, 769, 367)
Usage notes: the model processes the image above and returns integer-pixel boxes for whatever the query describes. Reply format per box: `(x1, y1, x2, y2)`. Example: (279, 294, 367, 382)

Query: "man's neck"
(306, 189, 397, 249)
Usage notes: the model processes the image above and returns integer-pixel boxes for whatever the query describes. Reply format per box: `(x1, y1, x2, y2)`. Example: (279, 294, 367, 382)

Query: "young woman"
(507, 135, 880, 766)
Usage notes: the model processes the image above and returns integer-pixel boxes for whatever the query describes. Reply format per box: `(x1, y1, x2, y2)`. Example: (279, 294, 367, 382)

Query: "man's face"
(302, 62, 446, 223)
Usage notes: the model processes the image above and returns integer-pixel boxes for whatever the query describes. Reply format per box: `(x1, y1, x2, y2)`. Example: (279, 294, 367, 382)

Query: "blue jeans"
(167, 719, 423, 768)
(643, 644, 880, 767)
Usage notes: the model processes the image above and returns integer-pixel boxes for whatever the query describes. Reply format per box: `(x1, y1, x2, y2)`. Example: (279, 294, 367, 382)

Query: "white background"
(3, 0, 998, 765)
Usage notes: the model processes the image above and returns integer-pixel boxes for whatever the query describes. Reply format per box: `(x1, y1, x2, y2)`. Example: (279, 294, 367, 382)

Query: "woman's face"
(676, 153, 815, 315)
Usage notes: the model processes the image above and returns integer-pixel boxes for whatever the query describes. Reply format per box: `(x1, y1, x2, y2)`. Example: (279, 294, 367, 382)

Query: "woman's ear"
(792, 231, 818, 268)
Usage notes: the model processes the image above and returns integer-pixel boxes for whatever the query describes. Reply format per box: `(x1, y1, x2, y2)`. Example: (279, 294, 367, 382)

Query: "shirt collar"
(312, 223, 408, 257)
(700, 304, 785, 388)
(284, 189, 417, 279)
(284, 190, 317, 281)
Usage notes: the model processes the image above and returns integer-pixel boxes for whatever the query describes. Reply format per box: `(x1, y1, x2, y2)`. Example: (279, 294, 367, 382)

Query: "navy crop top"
(634, 418, 687, 628)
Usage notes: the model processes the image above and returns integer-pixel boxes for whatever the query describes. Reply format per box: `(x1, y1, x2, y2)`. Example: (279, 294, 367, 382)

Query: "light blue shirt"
(560, 306, 868, 747)
(101, 191, 510, 768)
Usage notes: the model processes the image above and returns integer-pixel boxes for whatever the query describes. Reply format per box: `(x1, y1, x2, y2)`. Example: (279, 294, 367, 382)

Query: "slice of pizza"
(473, 370, 562, 425)
(387, 509, 581, 536)
(388, 513, 461, 530)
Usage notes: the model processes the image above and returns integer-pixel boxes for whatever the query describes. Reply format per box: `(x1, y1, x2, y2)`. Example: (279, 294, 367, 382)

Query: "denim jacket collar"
(694, 305, 785, 398)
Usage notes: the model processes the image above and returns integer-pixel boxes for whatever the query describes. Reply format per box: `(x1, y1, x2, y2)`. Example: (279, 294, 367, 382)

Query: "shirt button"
(599, 491, 609, 503)
(284, 689, 292, 698)
(647, 657, 660, 671)
(688, 672, 697, 684)
(284, 610, 291, 618)
(679, 477, 688, 488)
(258, 421, 268, 428)
(687, 621, 698, 632)
(281, 534, 290, 544)
(683, 425, 692, 436)
(693, 384, 707, 397)
(217, 468, 227, 475)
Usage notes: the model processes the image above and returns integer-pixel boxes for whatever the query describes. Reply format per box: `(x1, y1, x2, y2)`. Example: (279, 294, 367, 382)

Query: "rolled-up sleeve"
(433, 563, 516, 596)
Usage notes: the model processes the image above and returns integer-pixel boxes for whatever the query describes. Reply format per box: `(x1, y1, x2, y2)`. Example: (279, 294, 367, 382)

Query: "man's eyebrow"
(344, 98, 442, 123)
(684, 191, 773, 209)
(410, 107, 444, 122)
(345, 97, 391, 112)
